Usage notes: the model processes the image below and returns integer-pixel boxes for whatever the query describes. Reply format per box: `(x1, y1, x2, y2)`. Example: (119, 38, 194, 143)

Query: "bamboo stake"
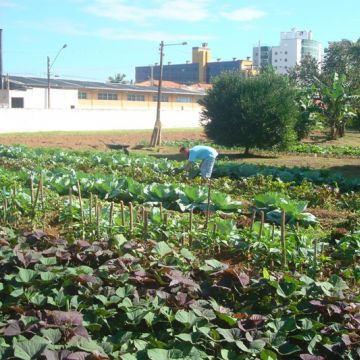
(32, 175, 42, 212)
(76, 180, 84, 225)
(30, 177, 34, 205)
(189, 209, 193, 246)
(96, 203, 101, 239)
(204, 179, 212, 229)
(129, 202, 134, 235)
(258, 211, 264, 240)
(271, 223, 275, 242)
(89, 192, 93, 224)
(109, 201, 114, 228)
(250, 210, 256, 230)
(313, 237, 318, 279)
(164, 213, 168, 226)
(143, 208, 148, 238)
(280, 209, 287, 269)
(120, 200, 125, 226)
(3, 198, 7, 223)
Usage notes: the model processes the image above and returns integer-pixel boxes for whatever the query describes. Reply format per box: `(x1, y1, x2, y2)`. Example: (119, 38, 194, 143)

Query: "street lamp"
(47, 43, 67, 109)
(149, 40, 187, 147)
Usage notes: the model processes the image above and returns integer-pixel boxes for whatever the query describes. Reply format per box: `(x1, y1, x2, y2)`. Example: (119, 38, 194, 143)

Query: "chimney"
(0, 29, 3, 90)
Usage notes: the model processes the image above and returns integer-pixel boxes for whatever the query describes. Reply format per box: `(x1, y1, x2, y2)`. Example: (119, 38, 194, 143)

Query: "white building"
(252, 29, 322, 74)
(272, 29, 322, 74)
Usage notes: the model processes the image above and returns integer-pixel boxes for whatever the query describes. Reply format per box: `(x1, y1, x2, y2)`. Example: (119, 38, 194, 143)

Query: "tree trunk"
(244, 147, 250, 155)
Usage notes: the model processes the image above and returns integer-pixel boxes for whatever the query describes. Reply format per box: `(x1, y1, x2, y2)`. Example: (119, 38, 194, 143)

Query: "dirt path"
(0, 130, 206, 151)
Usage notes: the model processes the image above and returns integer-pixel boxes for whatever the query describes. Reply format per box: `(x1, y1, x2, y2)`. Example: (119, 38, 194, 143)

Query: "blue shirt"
(188, 145, 218, 162)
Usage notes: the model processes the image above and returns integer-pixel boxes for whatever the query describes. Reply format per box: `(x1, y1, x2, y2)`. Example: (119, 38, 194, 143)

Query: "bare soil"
(0, 129, 206, 151)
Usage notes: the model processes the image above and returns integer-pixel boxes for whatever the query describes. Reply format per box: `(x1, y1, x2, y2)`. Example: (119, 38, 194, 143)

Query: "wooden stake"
(96, 203, 101, 239)
(189, 209, 193, 246)
(159, 202, 163, 220)
(30, 177, 34, 205)
(109, 201, 114, 228)
(89, 193, 93, 224)
(271, 223, 275, 242)
(250, 210, 256, 230)
(76, 180, 84, 225)
(120, 200, 125, 226)
(129, 202, 134, 234)
(143, 208, 148, 238)
(258, 211, 264, 240)
(280, 209, 287, 269)
(204, 179, 212, 229)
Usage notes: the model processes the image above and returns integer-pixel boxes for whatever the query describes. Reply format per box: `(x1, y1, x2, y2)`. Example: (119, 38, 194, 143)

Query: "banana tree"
(313, 73, 359, 139)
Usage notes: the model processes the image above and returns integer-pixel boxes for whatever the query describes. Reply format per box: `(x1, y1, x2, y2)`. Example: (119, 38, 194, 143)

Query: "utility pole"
(47, 44, 67, 109)
(149, 41, 187, 147)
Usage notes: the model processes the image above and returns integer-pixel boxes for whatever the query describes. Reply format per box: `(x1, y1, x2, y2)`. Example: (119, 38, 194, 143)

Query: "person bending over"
(179, 145, 218, 179)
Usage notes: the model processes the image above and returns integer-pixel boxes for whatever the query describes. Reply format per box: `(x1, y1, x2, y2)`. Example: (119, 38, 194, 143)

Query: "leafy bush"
(200, 69, 298, 154)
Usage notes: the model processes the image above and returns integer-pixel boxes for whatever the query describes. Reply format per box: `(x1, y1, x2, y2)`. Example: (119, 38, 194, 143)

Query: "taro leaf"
(260, 349, 278, 360)
(111, 234, 128, 250)
(307, 334, 322, 355)
(180, 248, 196, 261)
(200, 259, 228, 272)
(300, 355, 325, 360)
(276, 280, 297, 298)
(249, 339, 266, 353)
(47, 310, 83, 326)
(40, 257, 57, 266)
(16, 268, 37, 283)
(153, 241, 172, 258)
(175, 310, 198, 327)
(68, 337, 106, 355)
(221, 349, 240, 360)
(216, 312, 237, 326)
(217, 328, 242, 343)
(41, 329, 62, 344)
(41, 350, 90, 360)
(166, 270, 200, 291)
(13, 335, 49, 360)
(147, 349, 169, 360)
(329, 275, 348, 295)
(40, 272, 57, 282)
(4, 320, 22, 336)
(16, 251, 41, 267)
(277, 342, 301, 356)
(126, 308, 149, 324)
(30, 293, 46, 306)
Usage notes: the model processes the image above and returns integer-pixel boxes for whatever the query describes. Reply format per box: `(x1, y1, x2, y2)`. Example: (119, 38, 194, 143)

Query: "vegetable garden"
(0, 144, 359, 359)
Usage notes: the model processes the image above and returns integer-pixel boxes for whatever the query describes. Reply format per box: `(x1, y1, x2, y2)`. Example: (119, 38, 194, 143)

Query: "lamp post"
(47, 43, 67, 109)
(149, 40, 187, 147)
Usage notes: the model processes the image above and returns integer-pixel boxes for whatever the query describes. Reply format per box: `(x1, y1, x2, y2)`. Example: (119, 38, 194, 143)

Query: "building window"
(274, 59, 278, 63)
(274, 52, 278, 55)
(284, 58, 288, 62)
(98, 92, 118, 100)
(128, 94, 145, 101)
(176, 96, 192, 103)
(78, 92, 87, 99)
(152, 95, 169, 102)
(285, 51, 288, 54)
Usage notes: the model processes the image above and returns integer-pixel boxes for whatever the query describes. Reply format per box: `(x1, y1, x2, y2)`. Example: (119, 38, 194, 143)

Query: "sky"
(0, 0, 359, 83)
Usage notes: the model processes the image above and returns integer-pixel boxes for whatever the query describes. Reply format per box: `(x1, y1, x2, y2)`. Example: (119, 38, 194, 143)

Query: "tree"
(322, 38, 360, 91)
(288, 55, 321, 87)
(108, 73, 127, 84)
(313, 73, 358, 139)
(200, 69, 298, 154)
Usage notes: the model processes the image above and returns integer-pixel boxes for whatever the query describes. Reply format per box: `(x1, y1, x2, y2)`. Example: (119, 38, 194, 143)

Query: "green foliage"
(313, 73, 359, 139)
(200, 69, 298, 154)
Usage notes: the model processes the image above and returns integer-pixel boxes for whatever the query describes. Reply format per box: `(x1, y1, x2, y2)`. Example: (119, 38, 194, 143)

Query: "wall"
(8, 88, 78, 109)
(0, 108, 202, 133)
